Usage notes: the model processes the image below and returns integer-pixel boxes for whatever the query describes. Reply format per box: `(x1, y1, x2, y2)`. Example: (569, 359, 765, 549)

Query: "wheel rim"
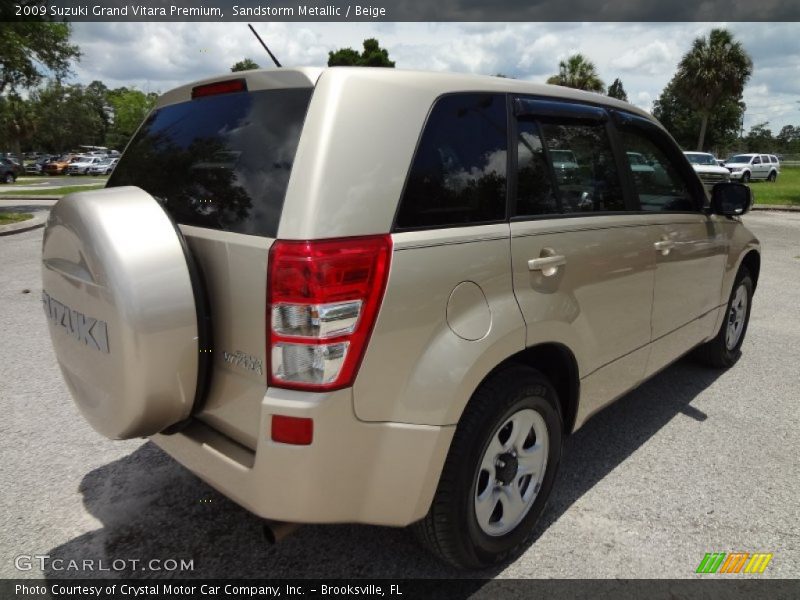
(742, 172, 750, 183)
(474, 408, 549, 537)
(725, 283, 748, 350)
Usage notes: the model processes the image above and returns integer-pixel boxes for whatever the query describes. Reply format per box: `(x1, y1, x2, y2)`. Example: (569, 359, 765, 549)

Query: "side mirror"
(710, 182, 753, 216)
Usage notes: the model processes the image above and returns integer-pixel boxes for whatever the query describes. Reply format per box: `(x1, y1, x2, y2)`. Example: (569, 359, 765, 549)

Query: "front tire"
(694, 267, 753, 368)
(413, 366, 563, 569)
(3, 172, 15, 184)
(741, 171, 751, 183)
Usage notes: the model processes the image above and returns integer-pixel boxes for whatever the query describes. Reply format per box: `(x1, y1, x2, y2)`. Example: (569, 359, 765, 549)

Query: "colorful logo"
(696, 552, 773, 574)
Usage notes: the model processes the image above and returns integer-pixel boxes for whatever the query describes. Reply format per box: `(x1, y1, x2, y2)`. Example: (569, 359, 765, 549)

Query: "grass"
(0, 212, 33, 225)
(747, 165, 800, 206)
(0, 184, 105, 196)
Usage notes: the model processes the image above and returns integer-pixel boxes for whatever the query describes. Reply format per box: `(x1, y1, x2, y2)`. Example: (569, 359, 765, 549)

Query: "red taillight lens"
(267, 235, 392, 391)
(271, 415, 313, 445)
(191, 78, 247, 99)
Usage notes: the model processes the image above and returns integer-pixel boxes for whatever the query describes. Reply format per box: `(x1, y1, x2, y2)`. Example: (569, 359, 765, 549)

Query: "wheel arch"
(475, 342, 580, 436)
(740, 248, 761, 290)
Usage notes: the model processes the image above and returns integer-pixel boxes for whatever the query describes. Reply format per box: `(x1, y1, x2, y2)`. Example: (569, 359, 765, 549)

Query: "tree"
(0, 93, 37, 156)
(26, 83, 107, 152)
(744, 122, 774, 153)
(328, 38, 395, 67)
(653, 78, 744, 155)
(0, 22, 80, 94)
(607, 78, 628, 102)
(231, 58, 260, 72)
(673, 28, 752, 151)
(105, 87, 158, 150)
(546, 54, 604, 93)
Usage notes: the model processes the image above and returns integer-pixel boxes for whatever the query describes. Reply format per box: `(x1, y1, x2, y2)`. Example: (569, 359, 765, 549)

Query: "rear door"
(509, 98, 656, 421)
(107, 79, 313, 449)
(759, 155, 772, 179)
(612, 112, 727, 376)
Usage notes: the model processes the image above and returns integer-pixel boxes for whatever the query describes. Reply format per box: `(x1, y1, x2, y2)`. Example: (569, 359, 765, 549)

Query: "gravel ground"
(1, 212, 798, 580)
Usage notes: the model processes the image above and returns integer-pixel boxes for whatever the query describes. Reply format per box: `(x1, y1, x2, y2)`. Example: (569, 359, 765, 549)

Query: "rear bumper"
(151, 388, 454, 527)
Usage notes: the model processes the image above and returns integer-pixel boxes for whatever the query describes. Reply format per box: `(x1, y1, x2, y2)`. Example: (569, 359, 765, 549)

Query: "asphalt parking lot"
(0, 211, 798, 580)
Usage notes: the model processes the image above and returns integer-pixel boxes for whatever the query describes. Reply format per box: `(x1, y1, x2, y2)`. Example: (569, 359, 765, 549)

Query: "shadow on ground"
(44, 357, 722, 579)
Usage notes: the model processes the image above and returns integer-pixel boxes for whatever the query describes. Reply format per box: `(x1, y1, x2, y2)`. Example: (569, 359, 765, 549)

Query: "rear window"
(108, 88, 312, 237)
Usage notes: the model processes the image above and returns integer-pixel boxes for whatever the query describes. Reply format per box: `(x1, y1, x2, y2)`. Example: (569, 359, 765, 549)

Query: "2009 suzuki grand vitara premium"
(42, 67, 760, 569)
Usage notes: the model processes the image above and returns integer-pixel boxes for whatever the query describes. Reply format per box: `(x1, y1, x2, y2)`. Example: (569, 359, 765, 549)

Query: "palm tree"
(546, 54, 605, 93)
(673, 29, 752, 151)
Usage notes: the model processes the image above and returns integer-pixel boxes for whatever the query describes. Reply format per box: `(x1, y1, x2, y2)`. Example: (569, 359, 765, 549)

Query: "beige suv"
(41, 68, 760, 569)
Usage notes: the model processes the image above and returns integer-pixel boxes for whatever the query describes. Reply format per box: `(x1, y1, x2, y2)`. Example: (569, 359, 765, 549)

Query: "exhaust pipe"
(262, 520, 301, 544)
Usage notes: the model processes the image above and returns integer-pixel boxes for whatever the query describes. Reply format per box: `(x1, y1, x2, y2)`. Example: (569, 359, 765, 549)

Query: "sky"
(69, 22, 800, 133)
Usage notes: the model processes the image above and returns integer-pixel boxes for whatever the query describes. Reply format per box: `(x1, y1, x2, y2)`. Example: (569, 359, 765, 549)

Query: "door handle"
(528, 254, 566, 276)
(654, 239, 676, 255)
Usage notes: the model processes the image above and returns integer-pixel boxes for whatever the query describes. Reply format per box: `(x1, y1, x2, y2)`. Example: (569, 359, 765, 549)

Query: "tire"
(767, 171, 777, 182)
(413, 365, 563, 569)
(694, 267, 753, 368)
(741, 171, 750, 183)
(3, 172, 14, 184)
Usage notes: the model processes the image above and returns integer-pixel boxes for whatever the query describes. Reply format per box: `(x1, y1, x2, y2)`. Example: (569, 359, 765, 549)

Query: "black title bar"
(4, 0, 800, 22)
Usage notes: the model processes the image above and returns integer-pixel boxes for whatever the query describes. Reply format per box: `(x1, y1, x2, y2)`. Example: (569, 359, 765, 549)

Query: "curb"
(752, 204, 800, 212)
(0, 210, 48, 236)
(0, 195, 61, 201)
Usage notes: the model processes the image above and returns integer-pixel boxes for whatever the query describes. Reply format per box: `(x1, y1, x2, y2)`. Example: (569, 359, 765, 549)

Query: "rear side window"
(108, 88, 312, 238)
(394, 94, 507, 230)
(540, 120, 625, 213)
(514, 118, 625, 216)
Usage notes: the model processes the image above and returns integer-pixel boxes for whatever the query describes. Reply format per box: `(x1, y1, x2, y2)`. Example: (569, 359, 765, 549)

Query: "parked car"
(25, 156, 53, 175)
(88, 158, 119, 175)
(0, 157, 24, 183)
(549, 149, 580, 183)
(67, 156, 105, 175)
(724, 153, 780, 183)
(683, 151, 731, 189)
(42, 68, 761, 570)
(44, 155, 79, 175)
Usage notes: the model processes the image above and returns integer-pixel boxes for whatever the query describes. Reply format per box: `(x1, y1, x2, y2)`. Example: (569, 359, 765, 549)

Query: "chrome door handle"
(528, 255, 566, 276)
(654, 240, 676, 255)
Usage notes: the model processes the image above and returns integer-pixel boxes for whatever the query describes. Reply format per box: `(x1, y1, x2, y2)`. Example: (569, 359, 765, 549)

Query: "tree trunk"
(697, 112, 709, 151)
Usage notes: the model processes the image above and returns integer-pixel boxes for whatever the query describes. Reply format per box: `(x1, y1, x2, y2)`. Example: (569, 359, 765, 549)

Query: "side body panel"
(510, 216, 658, 428)
(354, 225, 526, 425)
(645, 213, 728, 377)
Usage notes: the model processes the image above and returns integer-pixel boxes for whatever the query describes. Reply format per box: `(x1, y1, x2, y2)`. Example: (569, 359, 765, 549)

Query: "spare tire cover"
(42, 186, 204, 439)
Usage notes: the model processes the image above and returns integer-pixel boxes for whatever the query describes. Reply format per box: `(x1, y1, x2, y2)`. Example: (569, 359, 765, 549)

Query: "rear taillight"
(267, 235, 392, 391)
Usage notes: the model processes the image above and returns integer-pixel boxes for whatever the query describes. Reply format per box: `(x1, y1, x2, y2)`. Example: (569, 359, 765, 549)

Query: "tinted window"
(539, 120, 625, 213)
(108, 88, 312, 237)
(395, 94, 507, 229)
(515, 120, 559, 215)
(618, 129, 696, 212)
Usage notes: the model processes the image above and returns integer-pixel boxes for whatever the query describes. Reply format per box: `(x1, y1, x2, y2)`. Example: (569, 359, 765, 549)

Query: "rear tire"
(767, 171, 777, 182)
(3, 172, 14, 184)
(694, 267, 753, 368)
(413, 365, 563, 569)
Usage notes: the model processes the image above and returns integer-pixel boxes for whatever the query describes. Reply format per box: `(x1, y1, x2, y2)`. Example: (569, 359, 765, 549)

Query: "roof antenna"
(248, 24, 282, 68)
